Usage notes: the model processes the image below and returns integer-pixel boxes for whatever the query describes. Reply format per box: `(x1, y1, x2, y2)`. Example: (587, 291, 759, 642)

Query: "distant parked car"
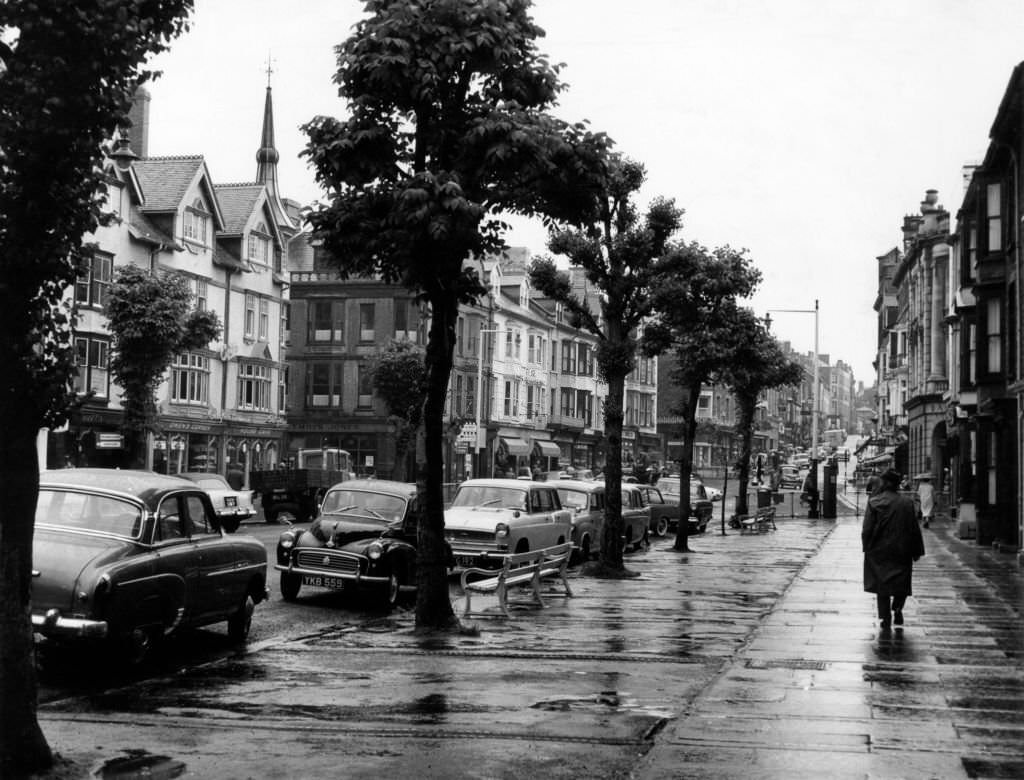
(275, 480, 432, 610)
(444, 479, 572, 569)
(553, 479, 605, 562)
(652, 476, 713, 533)
(620, 484, 652, 550)
(179, 472, 257, 529)
(779, 465, 803, 490)
(32, 469, 268, 664)
(635, 484, 676, 537)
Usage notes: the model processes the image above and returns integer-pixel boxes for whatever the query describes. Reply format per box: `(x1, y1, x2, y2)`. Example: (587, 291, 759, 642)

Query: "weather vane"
(265, 52, 275, 87)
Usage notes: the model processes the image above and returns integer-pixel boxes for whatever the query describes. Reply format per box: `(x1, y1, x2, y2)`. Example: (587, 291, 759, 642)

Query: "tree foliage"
(643, 244, 761, 551)
(720, 308, 804, 515)
(529, 157, 684, 574)
(0, 1, 193, 773)
(302, 0, 609, 629)
(106, 264, 221, 466)
(369, 338, 428, 481)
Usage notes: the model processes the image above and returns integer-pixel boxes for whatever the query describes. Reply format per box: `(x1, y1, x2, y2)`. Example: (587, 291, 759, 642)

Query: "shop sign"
(95, 433, 124, 450)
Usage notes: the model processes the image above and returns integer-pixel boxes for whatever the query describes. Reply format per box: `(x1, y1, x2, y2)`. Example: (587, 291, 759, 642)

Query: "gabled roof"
(132, 155, 225, 229)
(214, 184, 264, 235)
(214, 183, 285, 248)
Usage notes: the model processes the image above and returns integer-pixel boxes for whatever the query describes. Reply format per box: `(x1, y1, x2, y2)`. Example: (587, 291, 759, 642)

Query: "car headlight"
(367, 542, 383, 560)
(495, 522, 509, 538)
(279, 530, 296, 550)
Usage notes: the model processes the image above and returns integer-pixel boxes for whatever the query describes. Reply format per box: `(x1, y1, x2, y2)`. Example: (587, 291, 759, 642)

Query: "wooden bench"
(460, 542, 574, 618)
(736, 506, 777, 534)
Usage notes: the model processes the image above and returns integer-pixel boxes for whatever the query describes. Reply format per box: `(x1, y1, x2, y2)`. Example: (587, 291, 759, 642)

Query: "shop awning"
(499, 436, 531, 456)
(533, 440, 561, 458)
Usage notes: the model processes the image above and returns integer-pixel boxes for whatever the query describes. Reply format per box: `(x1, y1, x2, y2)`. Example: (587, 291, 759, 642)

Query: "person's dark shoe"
(893, 609, 904, 626)
(923, 520, 930, 528)
(880, 618, 892, 631)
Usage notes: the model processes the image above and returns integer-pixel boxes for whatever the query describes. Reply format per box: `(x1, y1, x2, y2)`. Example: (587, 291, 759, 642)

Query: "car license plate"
(455, 555, 477, 568)
(302, 574, 345, 590)
(225, 496, 237, 507)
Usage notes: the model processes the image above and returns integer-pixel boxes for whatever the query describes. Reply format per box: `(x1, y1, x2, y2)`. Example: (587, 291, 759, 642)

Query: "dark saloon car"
(32, 469, 269, 664)
(652, 476, 714, 534)
(275, 480, 431, 610)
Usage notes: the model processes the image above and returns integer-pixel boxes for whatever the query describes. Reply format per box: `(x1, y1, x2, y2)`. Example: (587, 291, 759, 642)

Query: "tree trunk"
(672, 381, 701, 552)
(734, 397, 756, 516)
(0, 419, 53, 775)
(596, 372, 626, 571)
(413, 291, 458, 630)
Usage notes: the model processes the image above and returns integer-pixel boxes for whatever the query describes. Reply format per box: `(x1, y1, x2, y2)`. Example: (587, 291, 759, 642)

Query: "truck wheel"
(269, 503, 299, 525)
(280, 572, 301, 601)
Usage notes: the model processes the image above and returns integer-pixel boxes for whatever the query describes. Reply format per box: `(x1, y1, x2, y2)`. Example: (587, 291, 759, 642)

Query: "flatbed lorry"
(250, 448, 353, 523)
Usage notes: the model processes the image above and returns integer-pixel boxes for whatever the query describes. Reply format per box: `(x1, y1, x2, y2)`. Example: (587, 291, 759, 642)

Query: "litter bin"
(821, 461, 837, 519)
(756, 487, 773, 509)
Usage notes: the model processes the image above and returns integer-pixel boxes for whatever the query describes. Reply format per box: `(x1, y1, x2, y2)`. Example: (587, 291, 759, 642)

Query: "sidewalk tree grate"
(745, 658, 830, 670)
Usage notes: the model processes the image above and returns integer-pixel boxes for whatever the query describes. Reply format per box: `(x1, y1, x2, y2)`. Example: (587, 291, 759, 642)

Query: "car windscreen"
(319, 489, 406, 522)
(555, 488, 589, 511)
(36, 488, 144, 539)
(450, 485, 528, 510)
(656, 479, 680, 497)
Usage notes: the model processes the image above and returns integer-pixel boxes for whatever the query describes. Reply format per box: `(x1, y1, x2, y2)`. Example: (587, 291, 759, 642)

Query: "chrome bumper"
(32, 609, 108, 639)
(273, 563, 388, 584)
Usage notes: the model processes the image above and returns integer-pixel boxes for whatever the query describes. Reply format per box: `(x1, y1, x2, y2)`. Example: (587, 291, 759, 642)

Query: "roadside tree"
(369, 338, 428, 482)
(721, 309, 803, 516)
(0, 2, 193, 773)
(530, 158, 684, 575)
(302, 0, 609, 629)
(644, 245, 761, 551)
(105, 265, 221, 467)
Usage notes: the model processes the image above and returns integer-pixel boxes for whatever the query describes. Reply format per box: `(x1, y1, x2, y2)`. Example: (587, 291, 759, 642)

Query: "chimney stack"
(127, 84, 151, 159)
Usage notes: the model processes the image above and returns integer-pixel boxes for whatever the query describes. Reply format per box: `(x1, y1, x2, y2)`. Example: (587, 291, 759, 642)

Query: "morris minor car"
(635, 484, 676, 537)
(275, 480, 428, 610)
(552, 479, 605, 562)
(444, 478, 572, 569)
(32, 469, 268, 664)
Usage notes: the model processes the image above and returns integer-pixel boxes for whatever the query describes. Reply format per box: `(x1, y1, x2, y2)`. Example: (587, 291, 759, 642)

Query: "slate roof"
(126, 206, 178, 248)
(214, 183, 264, 236)
(132, 156, 205, 212)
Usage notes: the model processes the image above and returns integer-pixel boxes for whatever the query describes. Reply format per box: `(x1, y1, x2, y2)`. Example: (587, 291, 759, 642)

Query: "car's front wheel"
(227, 594, 255, 643)
(280, 572, 301, 601)
(120, 625, 160, 666)
(379, 569, 403, 611)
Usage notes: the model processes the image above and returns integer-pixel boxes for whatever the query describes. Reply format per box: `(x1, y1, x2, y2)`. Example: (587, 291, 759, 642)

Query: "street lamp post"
(475, 327, 505, 478)
(767, 300, 820, 518)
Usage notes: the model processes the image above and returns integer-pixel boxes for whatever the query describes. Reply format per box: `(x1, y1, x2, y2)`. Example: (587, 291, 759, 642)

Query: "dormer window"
(248, 221, 271, 265)
(184, 198, 209, 244)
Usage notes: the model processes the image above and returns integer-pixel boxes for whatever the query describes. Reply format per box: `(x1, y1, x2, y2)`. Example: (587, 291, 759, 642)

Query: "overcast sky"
(145, 0, 1024, 384)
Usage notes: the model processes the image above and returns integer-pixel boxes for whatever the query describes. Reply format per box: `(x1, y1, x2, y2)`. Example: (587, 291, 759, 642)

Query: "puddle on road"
(530, 690, 675, 720)
(92, 750, 185, 779)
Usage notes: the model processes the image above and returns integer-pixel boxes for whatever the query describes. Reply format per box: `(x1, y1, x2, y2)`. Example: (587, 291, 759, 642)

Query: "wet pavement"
(32, 492, 1022, 779)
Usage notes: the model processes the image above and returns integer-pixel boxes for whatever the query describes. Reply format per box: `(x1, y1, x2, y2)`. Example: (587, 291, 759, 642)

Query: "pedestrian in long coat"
(862, 469, 925, 630)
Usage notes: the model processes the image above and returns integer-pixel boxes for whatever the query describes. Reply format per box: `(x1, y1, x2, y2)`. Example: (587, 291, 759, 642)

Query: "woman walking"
(917, 475, 934, 528)
(862, 469, 925, 631)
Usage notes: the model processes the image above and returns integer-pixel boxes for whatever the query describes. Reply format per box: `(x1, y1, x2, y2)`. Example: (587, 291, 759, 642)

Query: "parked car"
(551, 479, 649, 559)
(652, 476, 714, 533)
(444, 478, 572, 569)
(779, 465, 803, 490)
(620, 483, 652, 549)
(552, 479, 605, 562)
(32, 468, 268, 664)
(179, 472, 257, 528)
(275, 480, 432, 610)
(635, 484, 676, 537)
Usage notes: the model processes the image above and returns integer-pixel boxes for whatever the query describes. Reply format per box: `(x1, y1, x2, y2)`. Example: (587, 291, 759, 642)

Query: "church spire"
(255, 55, 294, 234)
